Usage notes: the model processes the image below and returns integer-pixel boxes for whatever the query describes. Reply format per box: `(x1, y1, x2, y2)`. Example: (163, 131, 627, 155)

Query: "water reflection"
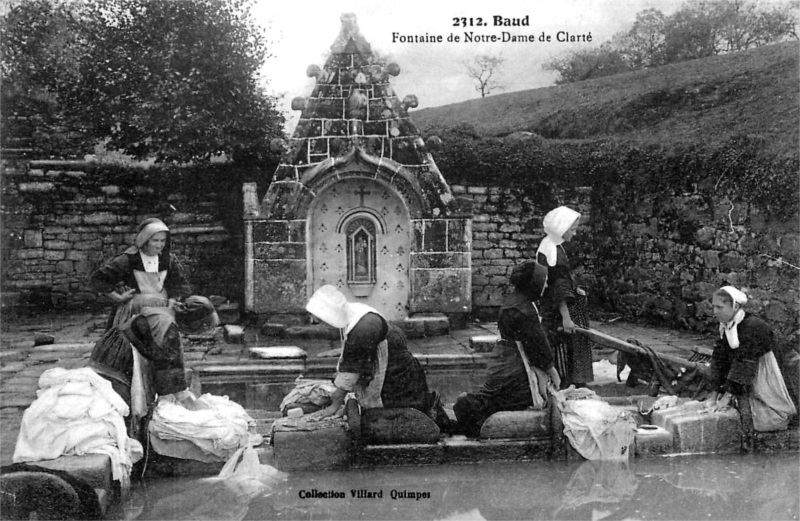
(116, 453, 799, 521)
(555, 460, 638, 517)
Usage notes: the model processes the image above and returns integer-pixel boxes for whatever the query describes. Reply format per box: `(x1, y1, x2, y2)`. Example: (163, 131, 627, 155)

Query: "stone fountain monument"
(242, 13, 472, 330)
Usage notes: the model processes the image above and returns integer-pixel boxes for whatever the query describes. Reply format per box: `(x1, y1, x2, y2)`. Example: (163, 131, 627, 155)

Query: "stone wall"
(1, 159, 258, 311)
(453, 182, 799, 346)
(3, 159, 797, 347)
(451, 184, 593, 321)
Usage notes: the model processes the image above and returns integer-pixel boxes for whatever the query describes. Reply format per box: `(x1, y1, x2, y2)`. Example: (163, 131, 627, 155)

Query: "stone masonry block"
(83, 213, 118, 226)
(447, 220, 470, 252)
(479, 409, 550, 439)
(401, 314, 449, 338)
(252, 259, 307, 314)
(713, 409, 743, 453)
(253, 242, 305, 260)
(19, 182, 55, 193)
(252, 221, 289, 243)
(411, 252, 469, 269)
(361, 408, 440, 445)
(754, 429, 800, 453)
(356, 443, 444, 468)
(469, 335, 499, 353)
(651, 400, 705, 430)
(634, 424, 673, 456)
(422, 220, 447, 252)
(222, 325, 245, 344)
(33, 454, 112, 492)
(670, 412, 708, 453)
(669, 409, 741, 454)
(423, 314, 450, 336)
(409, 269, 471, 314)
(272, 418, 350, 471)
(23, 230, 42, 248)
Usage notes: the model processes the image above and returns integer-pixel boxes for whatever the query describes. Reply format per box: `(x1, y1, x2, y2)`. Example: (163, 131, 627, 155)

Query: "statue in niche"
(346, 218, 376, 294)
(355, 234, 368, 276)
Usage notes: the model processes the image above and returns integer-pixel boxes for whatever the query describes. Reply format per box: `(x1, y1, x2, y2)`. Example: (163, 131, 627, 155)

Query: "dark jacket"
(709, 314, 773, 395)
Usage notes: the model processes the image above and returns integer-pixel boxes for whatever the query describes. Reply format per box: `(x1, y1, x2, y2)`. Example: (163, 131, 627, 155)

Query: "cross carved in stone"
(354, 185, 370, 207)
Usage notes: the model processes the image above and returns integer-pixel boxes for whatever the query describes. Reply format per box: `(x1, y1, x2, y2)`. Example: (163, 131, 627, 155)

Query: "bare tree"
(462, 54, 505, 97)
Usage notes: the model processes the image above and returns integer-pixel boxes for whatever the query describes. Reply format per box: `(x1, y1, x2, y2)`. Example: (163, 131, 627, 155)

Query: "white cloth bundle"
(148, 393, 256, 462)
(13, 367, 143, 489)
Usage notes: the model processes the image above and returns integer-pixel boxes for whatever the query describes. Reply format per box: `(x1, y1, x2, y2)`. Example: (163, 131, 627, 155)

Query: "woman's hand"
(558, 302, 576, 333)
(714, 392, 733, 411)
(108, 286, 136, 304)
(307, 403, 343, 421)
(307, 386, 347, 421)
(548, 367, 562, 390)
(561, 316, 576, 334)
(317, 348, 344, 358)
(703, 391, 719, 409)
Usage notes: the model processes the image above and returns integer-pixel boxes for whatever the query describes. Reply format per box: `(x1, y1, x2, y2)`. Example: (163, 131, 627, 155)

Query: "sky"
(253, 0, 686, 132)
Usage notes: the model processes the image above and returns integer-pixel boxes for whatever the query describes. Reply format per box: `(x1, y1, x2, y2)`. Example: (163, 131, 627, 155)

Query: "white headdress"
(536, 206, 581, 267)
(306, 285, 349, 329)
(718, 286, 748, 348)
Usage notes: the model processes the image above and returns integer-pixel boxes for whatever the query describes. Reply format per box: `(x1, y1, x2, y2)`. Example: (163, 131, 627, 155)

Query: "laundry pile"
(554, 386, 638, 461)
(148, 392, 260, 463)
(13, 367, 143, 490)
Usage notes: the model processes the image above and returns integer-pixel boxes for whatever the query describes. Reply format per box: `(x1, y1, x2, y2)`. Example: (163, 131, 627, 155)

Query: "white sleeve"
(333, 372, 359, 392)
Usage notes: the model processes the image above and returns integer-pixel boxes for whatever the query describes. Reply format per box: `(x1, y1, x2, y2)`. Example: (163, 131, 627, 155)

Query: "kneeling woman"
(453, 261, 561, 437)
(305, 285, 449, 429)
(707, 286, 796, 439)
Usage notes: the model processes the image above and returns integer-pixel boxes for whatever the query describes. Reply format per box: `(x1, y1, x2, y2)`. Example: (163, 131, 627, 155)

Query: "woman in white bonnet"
(90, 217, 192, 327)
(707, 285, 796, 439)
(536, 205, 593, 389)
(305, 285, 450, 429)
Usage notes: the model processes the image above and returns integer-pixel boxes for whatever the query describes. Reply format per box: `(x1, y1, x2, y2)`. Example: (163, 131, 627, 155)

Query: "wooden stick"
(575, 327, 706, 371)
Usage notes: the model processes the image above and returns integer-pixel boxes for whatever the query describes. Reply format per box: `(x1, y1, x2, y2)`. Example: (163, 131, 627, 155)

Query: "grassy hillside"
(412, 41, 799, 157)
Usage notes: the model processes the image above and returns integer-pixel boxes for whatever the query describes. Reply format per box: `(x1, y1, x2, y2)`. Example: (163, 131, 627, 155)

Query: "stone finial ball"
(426, 136, 443, 150)
(386, 62, 401, 76)
(270, 138, 286, 153)
(306, 64, 321, 78)
(291, 97, 307, 111)
(402, 95, 419, 110)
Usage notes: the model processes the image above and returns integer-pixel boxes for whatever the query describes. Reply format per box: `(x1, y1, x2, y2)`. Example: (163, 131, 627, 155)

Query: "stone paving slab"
(0, 362, 27, 373)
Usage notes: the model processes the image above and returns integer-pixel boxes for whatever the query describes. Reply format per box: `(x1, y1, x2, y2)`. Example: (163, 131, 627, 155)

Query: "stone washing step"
(353, 436, 556, 468)
(33, 454, 112, 495)
(25, 453, 113, 516)
(265, 314, 452, 341)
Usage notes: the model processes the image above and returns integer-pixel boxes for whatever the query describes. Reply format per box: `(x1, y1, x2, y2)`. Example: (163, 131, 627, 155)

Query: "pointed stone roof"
(261, 13, 461, 220)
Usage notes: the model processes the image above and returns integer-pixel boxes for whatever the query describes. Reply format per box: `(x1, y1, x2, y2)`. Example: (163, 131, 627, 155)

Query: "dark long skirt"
(453, 342, 532, 437)
(382, 326, 432, 411)
(88, 327, 133, 409)
(381, 326, 451, 431)
(547, 293, 593, 387)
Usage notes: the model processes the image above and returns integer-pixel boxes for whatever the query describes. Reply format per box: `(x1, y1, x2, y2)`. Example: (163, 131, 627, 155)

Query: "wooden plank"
(576, 327, 706, 370)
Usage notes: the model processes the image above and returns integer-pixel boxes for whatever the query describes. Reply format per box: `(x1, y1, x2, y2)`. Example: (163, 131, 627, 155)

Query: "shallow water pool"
(112, 452, 798, 521)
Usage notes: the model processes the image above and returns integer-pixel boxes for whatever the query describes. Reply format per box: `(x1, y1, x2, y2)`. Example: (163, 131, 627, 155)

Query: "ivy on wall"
(432, 126, 797, 217)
